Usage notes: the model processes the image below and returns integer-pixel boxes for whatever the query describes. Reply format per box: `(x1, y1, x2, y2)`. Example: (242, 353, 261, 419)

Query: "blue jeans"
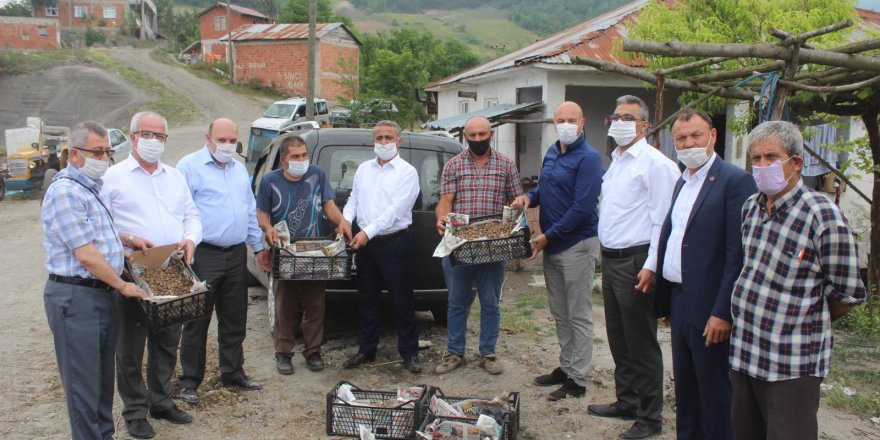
(442, 257, 505, 356)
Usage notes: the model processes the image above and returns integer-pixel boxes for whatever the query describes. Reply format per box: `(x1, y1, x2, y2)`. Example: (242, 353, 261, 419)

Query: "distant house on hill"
(32, 0, 157, 39)
(0, 17, 61, 49)
(222, 22, 360, 104)
(197, 2, 271, 62)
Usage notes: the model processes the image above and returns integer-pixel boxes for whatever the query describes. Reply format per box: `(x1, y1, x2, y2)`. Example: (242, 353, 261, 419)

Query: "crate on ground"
(449, 214, 531, 267)
(419, 387, 520, 440)
(326, 381, 428, 439)
(130, 258, 211, 333)
(272, 238, 352, 280)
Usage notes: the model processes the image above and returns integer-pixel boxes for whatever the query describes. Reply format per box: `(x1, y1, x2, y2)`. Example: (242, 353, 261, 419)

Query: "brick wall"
(232, 39, 359, 102)
(0, 17, 61, 49)
(34, 1, 126, 29)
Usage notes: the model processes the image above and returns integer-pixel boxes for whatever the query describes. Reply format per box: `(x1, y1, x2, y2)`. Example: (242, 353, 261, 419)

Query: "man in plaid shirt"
(434, 116, 523, 375)
(730, 120, 866, 440)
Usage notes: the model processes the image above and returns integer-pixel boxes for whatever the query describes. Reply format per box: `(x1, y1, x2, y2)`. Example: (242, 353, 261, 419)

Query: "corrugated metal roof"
(421, 102, 544, 132)
(198, 2, 270, 19)
(426, 0, 648, 89)
(223, 22, 360, 45)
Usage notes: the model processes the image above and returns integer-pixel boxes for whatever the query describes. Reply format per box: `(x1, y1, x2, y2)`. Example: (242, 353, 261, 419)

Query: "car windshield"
(263, 103, 295, 119)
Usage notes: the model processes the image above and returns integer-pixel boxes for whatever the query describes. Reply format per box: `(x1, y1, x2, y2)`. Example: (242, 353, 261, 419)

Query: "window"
(320, 146, 377, 209)
(215, 15, 226, 31)
(21, 33, 30, 41)
(413, 150, 449, 211)
(485, 98, 499, 108)
(109, 129, 125, 147)
(459, 101, 469, 115)
(74, 6, 87, 18)
(103, 6, 116, 19)
(316, 101, 328, 115)
(38, 26, 48, 36)
(44, 6, 58, 16)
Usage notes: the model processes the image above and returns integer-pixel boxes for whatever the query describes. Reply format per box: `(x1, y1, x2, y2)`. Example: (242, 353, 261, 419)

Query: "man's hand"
(659, 317, 671, 327)
(338, 220, 353, 242)
(510, 195, 531, 210)
(178, 239, 195, 265)
(436, 217, 446, 236)
(830, 300, 855, 322)
(264, 228, 278, 247)
(128, 235, 154, 253)
(528, 234, 548, 259)
(634, 268, 656, 294)
(703, 316, 732, 347)
(118, 282, 147, 299)
(256, 249, 272, 273)
(351, 231, 369, 250)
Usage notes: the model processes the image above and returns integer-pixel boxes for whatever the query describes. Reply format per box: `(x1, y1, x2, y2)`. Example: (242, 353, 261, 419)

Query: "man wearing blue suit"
(654, 109, 756, 440)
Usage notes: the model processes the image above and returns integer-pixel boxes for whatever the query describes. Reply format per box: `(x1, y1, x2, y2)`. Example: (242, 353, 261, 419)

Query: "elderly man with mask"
(176, 118, 266, 404)
(256, 135, 346, 375)
(510, 101, 603, 400)
(102, 111, 202, 439)
(729, 121, 865, 440)
(42, 121, 149, 440)
(588, 95, 679, 440)
(339, 120, 422, 374)
(434, 116, 523, 376)
(653, 109, 756, 440)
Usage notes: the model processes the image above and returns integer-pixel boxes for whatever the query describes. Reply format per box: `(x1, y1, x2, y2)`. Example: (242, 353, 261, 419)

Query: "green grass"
(500, 288, 554, 337)
(364, 8, 540, 61)
(150, 51, 284, 101)
(83, 50, 197, 127)
(824, 334, 880, 418)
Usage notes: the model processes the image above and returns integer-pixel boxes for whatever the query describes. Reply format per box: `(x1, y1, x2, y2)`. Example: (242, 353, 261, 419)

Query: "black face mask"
(467, 138, 491, 156)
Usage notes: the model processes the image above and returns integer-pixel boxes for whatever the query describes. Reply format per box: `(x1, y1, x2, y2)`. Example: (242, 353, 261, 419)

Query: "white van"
(252, 97, 330, 132)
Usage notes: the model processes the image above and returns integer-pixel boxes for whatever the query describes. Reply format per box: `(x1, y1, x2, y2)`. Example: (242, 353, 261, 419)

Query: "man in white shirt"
(102, 111, 202, 440)
(338, 120, 422, 374)
(588, 96, 679, 440)
(654, 109, 755, 440)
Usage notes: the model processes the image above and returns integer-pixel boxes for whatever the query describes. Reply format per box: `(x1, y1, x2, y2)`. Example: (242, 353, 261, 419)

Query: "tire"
(0, 178, 5, 202)
(41, 168, 58, 191)
(430, 303, 448, 326)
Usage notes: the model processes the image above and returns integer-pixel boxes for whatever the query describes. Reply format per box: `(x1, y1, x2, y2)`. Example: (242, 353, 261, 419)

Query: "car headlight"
(28, 161, 37, 169)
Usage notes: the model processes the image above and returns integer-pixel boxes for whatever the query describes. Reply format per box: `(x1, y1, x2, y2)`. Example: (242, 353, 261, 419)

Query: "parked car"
(331, 99, 399, 128)
(253, 97, 331, 133)
(107, 128, 131, 164)
(244, 127, 464, 324)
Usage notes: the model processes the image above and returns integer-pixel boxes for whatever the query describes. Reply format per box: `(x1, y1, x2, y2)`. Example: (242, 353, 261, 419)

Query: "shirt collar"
(757, 179, 804, 213)
(611, 137, 649, 160)
(373, 152, 403, 168)
(124, 154, 165, 175)
(682, 153, 716, 183)
(557, 134, 586, 153)
(199, 145, 234, 168)
(65, 163, 102, 190)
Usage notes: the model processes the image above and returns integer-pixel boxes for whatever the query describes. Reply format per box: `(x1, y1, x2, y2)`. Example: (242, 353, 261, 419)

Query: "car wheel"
(0, 177, 5, 202)
(430, 303, 448, 326)
(42, 168, 58, 191)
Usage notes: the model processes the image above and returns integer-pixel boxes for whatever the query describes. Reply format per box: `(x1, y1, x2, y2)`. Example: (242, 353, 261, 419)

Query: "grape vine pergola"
(572, 19, 880, 299)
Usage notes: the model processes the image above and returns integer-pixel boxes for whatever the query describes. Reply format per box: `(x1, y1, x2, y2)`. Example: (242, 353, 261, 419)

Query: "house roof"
(421, 101, 545, 134)
(222, 22, 361, 45)
(425, 0, 649, 90)
(198, 2, 270, 20)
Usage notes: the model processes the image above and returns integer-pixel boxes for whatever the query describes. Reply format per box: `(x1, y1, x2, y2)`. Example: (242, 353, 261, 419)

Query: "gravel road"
(0, 47, 873, 440)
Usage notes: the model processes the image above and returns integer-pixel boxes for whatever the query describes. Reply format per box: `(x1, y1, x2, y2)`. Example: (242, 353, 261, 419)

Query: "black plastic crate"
(449, 215, 531, 267)
(272, 242, 351, 281)
(419, 388, 520, 440)
(139, 291, 210, 333)
(326, 381, 428, 439)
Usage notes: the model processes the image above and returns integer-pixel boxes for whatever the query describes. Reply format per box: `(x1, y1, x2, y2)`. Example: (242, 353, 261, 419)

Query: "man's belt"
(600, 243, 650, 259)
(372, 229, 408, 242)
(198, 242, 245, 252)
(48, 274, 113, 290)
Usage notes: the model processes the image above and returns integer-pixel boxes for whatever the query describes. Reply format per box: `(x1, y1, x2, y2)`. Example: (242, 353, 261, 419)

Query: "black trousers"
(116, 296, 181, 421)
(730, 370, 822, 440)
(355, 231, 419, 359)
(601, 252, 664, 428)
(179, 244, 248, 388)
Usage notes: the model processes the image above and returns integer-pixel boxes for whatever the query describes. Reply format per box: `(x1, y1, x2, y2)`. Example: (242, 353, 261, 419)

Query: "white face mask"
(80, 157, 110, 180)
(374, 142, 398, 161)
(137, 138, 165, 163)
(608, 120, 637, 147)
(676, 134, 713, 169)
(212, 143, 237, 163)
(287, 159, 309, 177)
(556, 123, 580, 145)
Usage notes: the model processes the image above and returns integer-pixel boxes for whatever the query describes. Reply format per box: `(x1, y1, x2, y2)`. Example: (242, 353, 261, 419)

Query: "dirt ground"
(0, 47, 875, 440)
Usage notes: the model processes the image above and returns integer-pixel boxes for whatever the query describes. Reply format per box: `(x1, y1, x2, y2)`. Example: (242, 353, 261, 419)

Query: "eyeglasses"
(135, 130, 168, 142)
(607, 114, 644, 123)
(75, 147, 113, 158)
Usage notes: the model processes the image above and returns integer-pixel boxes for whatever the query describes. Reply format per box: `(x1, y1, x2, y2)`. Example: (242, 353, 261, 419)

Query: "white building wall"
(838, 118, 872, 266)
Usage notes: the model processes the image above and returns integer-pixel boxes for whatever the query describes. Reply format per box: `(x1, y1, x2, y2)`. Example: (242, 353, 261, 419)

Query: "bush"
(85, 28, 106, 46)
(835, 299, 880, 338)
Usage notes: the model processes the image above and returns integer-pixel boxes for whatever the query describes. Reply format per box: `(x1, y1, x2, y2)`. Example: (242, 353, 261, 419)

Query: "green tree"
(0, 0, 31, 16)
(278, 0, 352, 27)
(154, 0, 199, 53)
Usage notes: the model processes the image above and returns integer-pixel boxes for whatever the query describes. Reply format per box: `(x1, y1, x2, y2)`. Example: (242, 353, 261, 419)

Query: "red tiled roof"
(426, 0, 649, 89)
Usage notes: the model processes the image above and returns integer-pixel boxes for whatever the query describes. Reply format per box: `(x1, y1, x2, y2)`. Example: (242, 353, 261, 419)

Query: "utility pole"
(306, 0, 316, 120)
(226, 0, 233, 81)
